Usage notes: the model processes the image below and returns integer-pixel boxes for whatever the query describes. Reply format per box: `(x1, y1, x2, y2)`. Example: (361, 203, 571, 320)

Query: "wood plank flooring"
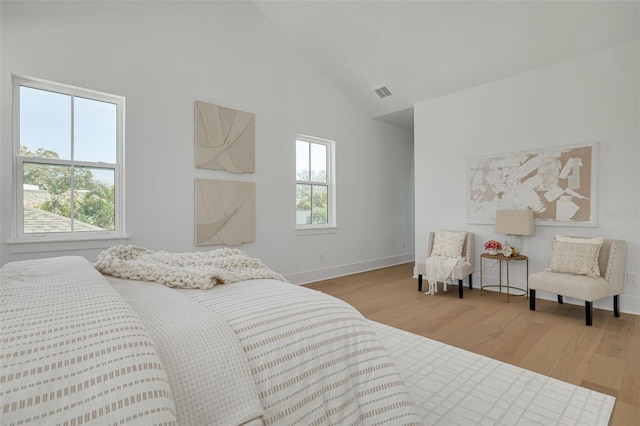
(303, 263, 640, 425)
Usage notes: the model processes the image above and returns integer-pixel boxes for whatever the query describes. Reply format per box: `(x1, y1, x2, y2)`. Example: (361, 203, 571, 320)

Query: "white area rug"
(370, 321, 615, 425)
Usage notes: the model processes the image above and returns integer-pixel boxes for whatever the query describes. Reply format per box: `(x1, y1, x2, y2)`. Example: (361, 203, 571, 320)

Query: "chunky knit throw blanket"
(95, 245, 287, 289)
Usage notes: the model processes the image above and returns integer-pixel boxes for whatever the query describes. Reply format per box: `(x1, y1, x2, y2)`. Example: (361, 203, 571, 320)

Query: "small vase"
(488, 248, 498, 255)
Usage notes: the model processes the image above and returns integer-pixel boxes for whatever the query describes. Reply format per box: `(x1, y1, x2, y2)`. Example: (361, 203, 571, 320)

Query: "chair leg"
(614, 295, 620, 317)
(558, 295, 564, 304)
(585, 301, 593, 326)
(458, 279, 463, 299)
(529, 289, 536, 310)
(468, 274, 473, 290)
(418, 275, 423, 292)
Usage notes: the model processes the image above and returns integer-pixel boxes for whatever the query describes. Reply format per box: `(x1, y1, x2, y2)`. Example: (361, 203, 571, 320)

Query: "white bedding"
(0, 257, 177, 425)
(1, 255, 421, 425)
(107, 277, 264, 425)
(179, 280, 421, 425)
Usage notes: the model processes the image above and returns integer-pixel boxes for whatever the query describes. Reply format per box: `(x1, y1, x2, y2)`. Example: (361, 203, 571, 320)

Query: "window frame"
(11, 74, 126, 245)
(295, 134, 336, 231)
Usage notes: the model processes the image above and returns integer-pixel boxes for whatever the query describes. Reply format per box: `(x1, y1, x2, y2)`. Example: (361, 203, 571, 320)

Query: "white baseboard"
(411, 269, 640, 316)
(620, 294, 640, 316)
(287, 253, 415, 285)
(533, 290, 640, 316)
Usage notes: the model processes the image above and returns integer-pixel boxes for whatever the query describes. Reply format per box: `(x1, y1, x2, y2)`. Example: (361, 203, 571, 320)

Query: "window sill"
(295, 226, 338, 236)
(8, 236, 130, 254)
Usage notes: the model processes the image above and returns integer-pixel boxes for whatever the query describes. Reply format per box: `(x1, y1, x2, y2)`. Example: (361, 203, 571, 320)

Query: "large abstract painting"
(467, 143, 597, 226)
(195, 100, 255, 173)
(195, 179, 255, 246)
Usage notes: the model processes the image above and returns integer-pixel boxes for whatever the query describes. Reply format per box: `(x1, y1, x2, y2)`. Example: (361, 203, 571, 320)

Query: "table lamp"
(494, 209, 535, 255)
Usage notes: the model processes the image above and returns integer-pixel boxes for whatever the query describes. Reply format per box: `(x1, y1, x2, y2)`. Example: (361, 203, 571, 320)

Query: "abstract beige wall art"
(195, 179, 255, 246)
(195, 100, 255, 173)
(467, 142, 597, 226)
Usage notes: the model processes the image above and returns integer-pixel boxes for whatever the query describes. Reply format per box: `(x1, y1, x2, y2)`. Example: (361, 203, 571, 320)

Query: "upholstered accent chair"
(529, 238, 626, 326)
(416, 231, 474, 298)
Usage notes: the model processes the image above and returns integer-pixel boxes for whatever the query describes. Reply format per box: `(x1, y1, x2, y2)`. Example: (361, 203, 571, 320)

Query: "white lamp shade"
(494, 209, 535, 236)
(494, 209, 534, 254)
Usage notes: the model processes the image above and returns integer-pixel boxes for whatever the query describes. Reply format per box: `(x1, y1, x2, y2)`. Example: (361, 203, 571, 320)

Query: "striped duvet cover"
(1, 256, 420, 425)
(179, 279, 421, 425)
(0, 257, 178, 425)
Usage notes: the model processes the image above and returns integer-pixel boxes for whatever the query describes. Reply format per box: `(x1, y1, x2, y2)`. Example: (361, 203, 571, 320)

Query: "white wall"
(0, 1, 415, 283)
(0, 2, 3, 266)
(415, 41, 640, 315)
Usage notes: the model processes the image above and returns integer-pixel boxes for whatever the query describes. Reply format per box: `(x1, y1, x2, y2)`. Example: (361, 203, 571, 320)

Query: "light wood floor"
(304, 263, 640, 426)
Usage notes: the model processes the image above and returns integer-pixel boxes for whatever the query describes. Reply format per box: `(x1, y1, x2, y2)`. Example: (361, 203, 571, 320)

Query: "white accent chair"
(416, 231, 474, 298)
(529, 239, 626, 326)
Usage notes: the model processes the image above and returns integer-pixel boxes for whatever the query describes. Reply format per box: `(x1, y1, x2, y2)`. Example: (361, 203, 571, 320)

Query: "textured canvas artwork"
(467, 143, 597, 226)
(195, 179, 255, 246)
(195, 100, 255, 173)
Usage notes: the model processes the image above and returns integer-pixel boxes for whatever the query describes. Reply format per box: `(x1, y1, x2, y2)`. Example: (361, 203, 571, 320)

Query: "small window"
(295, 135, 335, 228)
(13, 75, 124, 241)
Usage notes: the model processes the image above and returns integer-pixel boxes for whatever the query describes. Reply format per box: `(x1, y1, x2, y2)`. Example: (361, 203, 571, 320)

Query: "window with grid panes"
(295, 135, 335, 228)
(13, 75, 124, 242)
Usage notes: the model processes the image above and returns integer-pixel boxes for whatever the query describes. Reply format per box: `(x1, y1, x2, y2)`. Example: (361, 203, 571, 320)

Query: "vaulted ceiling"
(255, 1, 639, 130)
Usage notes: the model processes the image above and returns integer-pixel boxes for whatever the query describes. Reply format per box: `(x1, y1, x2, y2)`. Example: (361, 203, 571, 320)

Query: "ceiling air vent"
(373, 86, 392, 99)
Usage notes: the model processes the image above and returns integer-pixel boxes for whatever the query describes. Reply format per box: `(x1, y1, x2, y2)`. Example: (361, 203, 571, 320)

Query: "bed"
(0, 251, 421, 425)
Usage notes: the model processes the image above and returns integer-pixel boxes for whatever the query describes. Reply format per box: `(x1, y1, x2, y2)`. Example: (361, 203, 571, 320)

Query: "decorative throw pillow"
(546, 236, 603, 278)
(431, 230, 466, 258)
(555, 235, 603, 277)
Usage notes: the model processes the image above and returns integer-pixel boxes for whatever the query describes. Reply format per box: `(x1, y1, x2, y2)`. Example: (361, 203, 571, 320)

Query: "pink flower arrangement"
(483, 240, 502, 250)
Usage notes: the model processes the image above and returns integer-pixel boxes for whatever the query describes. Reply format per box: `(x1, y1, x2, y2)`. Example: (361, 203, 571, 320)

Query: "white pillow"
(546, 236, 603, 278)
(431, 230, 466, 258)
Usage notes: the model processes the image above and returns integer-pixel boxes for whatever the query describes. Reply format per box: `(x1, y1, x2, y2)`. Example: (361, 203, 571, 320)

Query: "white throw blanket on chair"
(424, 255, 460, 295)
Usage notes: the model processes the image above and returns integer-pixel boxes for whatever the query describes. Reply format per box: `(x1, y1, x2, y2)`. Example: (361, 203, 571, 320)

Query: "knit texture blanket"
(424, 255, 459, 295)
(95, 245, 287, 289)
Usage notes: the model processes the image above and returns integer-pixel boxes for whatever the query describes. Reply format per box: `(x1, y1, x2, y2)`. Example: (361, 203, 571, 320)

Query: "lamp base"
(505, 234, 523, 254)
